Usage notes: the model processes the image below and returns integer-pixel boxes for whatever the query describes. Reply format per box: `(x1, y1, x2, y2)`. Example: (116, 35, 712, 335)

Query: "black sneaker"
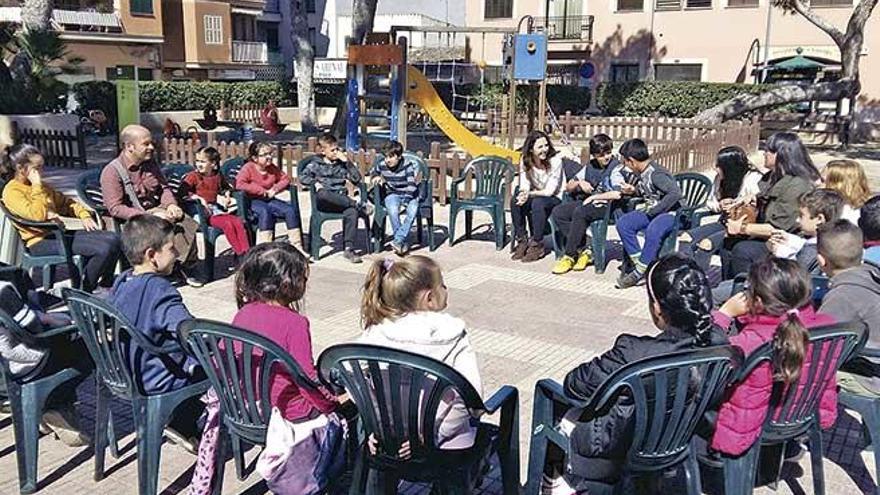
(616, 270, 644, 289)
(343, 248, 363, 264)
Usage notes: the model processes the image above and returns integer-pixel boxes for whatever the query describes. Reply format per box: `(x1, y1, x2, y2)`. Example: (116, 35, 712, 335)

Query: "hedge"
(596, 81, 771, 118)
(71, 79, 773, 119)
(73, 80, 346, 114)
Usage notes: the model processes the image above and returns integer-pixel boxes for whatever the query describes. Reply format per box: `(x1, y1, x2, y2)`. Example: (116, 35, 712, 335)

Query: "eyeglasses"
(258, 151, 274, 158)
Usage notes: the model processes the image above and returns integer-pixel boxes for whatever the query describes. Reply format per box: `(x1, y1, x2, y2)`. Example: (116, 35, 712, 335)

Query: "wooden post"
(508, 81, 517, 150)
(537, 79, 547, 133)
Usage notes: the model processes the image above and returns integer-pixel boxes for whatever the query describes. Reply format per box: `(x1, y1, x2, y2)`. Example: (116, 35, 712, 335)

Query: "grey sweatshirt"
(820, 262, 880, 393)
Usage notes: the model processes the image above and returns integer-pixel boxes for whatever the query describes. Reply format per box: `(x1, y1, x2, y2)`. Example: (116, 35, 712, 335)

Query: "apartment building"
(0, 0, 164, 82)
(465, 0, 880, 103)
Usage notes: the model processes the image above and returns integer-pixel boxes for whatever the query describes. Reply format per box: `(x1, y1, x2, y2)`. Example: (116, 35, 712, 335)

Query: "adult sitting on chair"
(511, 131, 566, 263)
(260, 99, 281, 136)
(100, 124, 202, 286)
(2, 144, 121, 293)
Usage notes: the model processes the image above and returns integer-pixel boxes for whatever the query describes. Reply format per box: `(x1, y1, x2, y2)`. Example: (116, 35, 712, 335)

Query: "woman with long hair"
(721, 132, 819, 279)
(511, 130, 566, 263)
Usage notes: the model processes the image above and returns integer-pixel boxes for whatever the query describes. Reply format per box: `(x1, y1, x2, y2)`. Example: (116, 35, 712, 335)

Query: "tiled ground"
(2, 153, 880, 494)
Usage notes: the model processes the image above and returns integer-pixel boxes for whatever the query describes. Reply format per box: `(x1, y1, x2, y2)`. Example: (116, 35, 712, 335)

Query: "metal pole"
(762, 0, 773, 83)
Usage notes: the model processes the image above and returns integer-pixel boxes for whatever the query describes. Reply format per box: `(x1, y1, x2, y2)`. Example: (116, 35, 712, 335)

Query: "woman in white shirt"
(678, 146, 764, 272)
(511, 131, 565, 263)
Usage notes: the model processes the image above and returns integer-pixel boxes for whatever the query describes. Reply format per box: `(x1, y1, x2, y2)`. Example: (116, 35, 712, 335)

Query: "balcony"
(232, 40, 268, 63)
(533, 15, 594, 42)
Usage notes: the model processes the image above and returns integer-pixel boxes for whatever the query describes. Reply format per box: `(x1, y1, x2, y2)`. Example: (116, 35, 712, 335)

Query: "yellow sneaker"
(573, 251, 592, 271)
(552, 255, 576, 275)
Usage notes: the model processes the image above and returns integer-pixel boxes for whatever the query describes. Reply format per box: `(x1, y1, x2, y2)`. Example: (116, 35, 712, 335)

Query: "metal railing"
(232, 40, 268, 63)
(533, 15, 594, 42)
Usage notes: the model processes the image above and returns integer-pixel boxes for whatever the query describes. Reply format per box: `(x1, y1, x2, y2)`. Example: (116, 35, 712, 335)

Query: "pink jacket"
(710, 306, 837, 456)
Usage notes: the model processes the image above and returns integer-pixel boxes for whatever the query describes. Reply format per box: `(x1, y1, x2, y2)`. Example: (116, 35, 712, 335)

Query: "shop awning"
(770, 54, 826, 71)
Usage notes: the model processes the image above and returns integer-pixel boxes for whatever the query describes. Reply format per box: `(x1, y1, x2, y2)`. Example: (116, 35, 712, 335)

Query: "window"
(727, 0, 758, 7)
(617, 0, 644, 11)
(654, 63, 702, 81)
(306, 0, 316, 13)
(266, 26, 279, 51)
(484, 0, 513, 19)
(811, 0, 851, 6)
(204, 15, 223, 45)
(106, 65, 135, 80)
(686, 0, 711, 6)
(137, 68, 154, 81)
(308, 27, 317, 46)
(655, 0, 681, 9)
(610, 63, 640, 83)
(130, 0, 153, 15)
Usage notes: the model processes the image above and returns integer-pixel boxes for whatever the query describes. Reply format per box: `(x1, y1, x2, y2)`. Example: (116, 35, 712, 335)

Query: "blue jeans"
(616, 211, 676, 268)
(251, 197, 301, 231)
(384, 194, 419, 245)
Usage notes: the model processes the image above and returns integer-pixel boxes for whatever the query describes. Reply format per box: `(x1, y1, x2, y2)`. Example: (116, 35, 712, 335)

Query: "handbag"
(256, 408, 347, 495)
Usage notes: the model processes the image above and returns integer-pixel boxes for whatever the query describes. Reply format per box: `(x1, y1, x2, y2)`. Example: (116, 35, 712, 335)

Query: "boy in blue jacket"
(111, 214, 204, 451)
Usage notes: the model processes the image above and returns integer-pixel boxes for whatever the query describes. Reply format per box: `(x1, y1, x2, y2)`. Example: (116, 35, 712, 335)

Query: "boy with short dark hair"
(767, 188, 844, 273)
(860, 195, 880, 264)
(817, 219, 880, 397)
(613, 139, 683, 289)
(368, 140, 422, 255)
(111, 215, 204, 450)
(299, 133, 370, 263)
(551, 133, 628, 275)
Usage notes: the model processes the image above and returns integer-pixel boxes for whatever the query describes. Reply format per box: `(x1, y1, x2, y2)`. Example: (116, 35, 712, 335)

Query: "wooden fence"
(219, 103, 262, 127)
(162, 118, 761, 204)
(12, 122, 87, 169)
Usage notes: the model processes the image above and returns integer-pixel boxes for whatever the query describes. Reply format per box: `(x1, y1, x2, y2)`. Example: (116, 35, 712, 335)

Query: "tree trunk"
(695, 0, 876, 124)
(291, 0, 316, 131)
(329, 0, 379, 137)
(20, 0, 53, 32)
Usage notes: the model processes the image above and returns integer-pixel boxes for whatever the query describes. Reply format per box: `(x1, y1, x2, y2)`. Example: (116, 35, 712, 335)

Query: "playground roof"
(334, 0, 465, 26)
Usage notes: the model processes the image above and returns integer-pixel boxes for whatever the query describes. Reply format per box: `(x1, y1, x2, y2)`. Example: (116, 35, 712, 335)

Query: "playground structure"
(344, 20, 554, 164)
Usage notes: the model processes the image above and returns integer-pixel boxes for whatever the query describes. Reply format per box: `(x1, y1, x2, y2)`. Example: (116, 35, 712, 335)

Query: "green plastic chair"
(674, 173, 714, 232)
(370, 152, 437, 253)
(318, 343, 520, 495)
(179, 318, 339, 494)
(716, 322, 864, 495)
(0, 308, 85, 494)
(221, 156, 303, 246)
(296, 157, 370, 260)
(525, 346, 742, 495)
(63, 288, 209, 495)
(0, 199, 84, 290)
(448, 156, 514, 250)
(839, 344, 880, 495)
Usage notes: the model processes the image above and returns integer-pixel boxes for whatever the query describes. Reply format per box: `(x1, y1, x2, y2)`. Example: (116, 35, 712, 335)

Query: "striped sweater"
(370, 156, 420, 198)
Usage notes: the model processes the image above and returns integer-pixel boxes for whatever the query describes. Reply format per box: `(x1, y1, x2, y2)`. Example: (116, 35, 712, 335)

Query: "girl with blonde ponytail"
(358, 255, 483, 449)
(710, 257, 838, 456)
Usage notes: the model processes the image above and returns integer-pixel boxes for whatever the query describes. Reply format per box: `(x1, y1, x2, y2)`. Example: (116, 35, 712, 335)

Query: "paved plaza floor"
(2, 155, 880, 494)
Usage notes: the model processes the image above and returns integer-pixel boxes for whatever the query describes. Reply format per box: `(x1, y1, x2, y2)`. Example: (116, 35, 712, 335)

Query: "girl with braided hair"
(541, 254, 726, 494)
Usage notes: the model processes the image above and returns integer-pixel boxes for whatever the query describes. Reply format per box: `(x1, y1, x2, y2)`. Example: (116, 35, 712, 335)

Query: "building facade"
(464, 0, 880, 105)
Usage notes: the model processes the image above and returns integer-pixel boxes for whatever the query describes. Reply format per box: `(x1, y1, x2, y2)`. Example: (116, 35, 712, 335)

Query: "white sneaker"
(541, 473, 577, 495)
(42, 409, 91, 447)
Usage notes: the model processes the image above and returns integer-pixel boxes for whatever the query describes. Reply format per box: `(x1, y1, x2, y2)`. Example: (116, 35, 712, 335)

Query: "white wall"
(324, 13, 453, 58)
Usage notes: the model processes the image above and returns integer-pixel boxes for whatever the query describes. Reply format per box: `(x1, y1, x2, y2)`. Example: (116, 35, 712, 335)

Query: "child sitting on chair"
(236, 141, 304, 250)
(299, 133, 372, 263)
(861, 196, 880, 264)
(766, 188, 843, 273)
(359, 255, 482, 450)
(183, 146, 250, 258)
(111, 214, 205, 452)
(367, 140, 422, 256)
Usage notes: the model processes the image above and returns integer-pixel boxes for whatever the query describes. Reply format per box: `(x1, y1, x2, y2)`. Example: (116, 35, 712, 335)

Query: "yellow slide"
(405, 65, 520, 163)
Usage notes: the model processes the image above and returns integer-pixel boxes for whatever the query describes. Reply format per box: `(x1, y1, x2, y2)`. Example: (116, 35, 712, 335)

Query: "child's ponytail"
(360, 255, 444, 328)
(747, 258, 813, 386)
(772, 310, 810, 385)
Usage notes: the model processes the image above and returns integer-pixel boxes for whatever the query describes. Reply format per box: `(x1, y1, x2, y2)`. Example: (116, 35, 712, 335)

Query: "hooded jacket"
(358, 311, 482, 449)
(821, 262, 880, 394)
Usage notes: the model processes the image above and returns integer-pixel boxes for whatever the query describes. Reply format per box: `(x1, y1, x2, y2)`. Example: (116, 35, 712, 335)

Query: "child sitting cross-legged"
(111, 214, 206, 453)
(367, 140, 422, 256)
(183, 146, 251, 258)
(358, 255, 483, 450)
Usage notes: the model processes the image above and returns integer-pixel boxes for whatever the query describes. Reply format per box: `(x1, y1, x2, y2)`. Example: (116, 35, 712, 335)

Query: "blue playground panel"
(513, 34, 547, 81)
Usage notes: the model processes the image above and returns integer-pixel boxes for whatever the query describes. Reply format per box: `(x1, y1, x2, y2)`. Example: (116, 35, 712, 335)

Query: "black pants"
(30, 230, 121, 292)
(34, 337, 94, 409)
(552, 201, 609, 258)
(722, 238, 771, 279)
(315, 190, 361, 250)
(510, 196, 561, 242)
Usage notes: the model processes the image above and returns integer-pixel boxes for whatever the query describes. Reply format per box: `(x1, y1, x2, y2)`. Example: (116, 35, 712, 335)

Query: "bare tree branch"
(788, 0, 845, 46)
